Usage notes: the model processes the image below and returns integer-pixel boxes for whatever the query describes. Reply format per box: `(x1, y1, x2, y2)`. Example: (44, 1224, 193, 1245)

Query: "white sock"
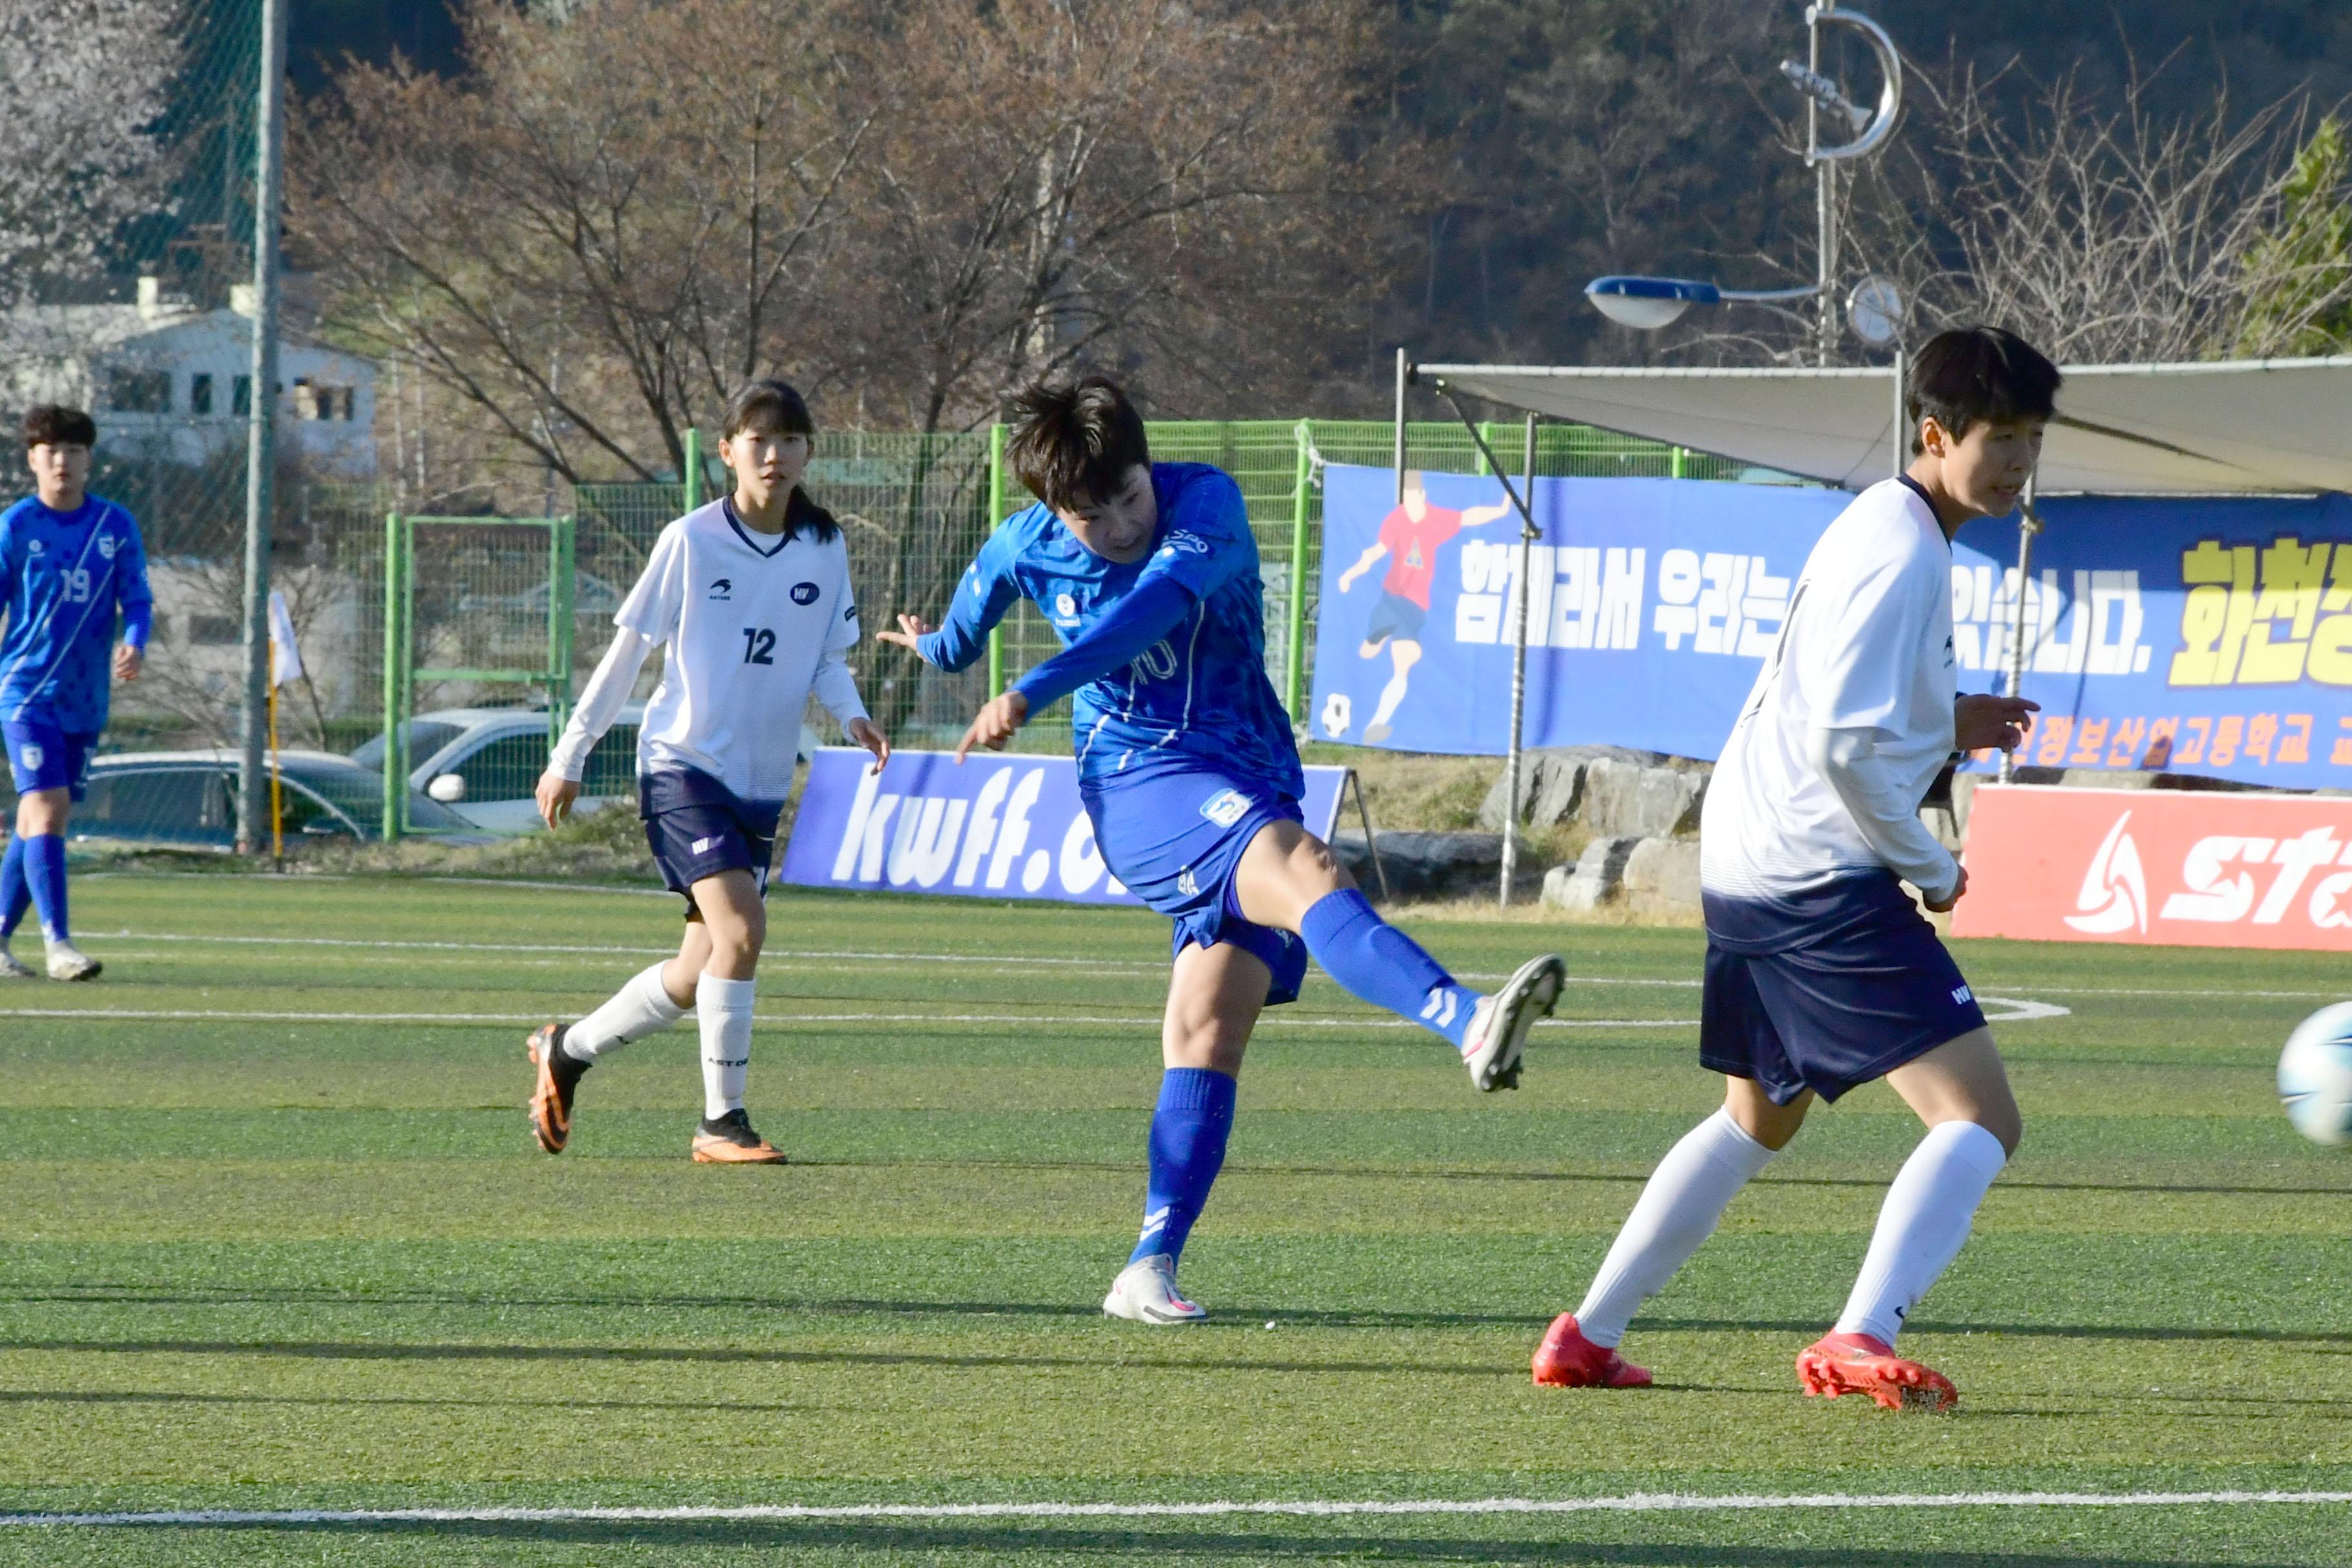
(696, 974, 756, 1122)
(1573, 1108, 1778, 1348)
(1835, 1120, 2009, 1348)
(565, 964, 686, 1061)
(1371, 667, 1411, 727)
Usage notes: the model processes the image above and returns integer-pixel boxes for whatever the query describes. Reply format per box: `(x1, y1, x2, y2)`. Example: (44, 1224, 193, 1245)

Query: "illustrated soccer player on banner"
(1529, 328, 2049, 1411)
(879, 377, 1566, 1325)
(525, 380, 890, 1164)
(1, 405, 151, 983)
(1331, 471, 1514, 743)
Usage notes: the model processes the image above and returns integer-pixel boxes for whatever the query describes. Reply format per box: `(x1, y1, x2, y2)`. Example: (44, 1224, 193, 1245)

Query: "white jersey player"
(525, 380, 890, 1163)
(1533, 327, 2053, 1411)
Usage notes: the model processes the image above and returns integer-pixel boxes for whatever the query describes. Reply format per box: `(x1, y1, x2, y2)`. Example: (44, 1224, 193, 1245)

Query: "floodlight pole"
(1500, 413, 1539, 908)
(1809, 2, 1837, 366)
(236, 0, 287, 856)
(1393, 347, 1408, 504)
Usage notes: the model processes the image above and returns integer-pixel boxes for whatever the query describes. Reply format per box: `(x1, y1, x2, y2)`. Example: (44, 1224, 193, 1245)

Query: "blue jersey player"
(879, 377, 1566, 1324)
(0, 405, 152, 981)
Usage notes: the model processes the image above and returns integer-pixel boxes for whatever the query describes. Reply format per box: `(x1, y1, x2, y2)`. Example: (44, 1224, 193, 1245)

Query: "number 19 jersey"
(618, 498, 863, 803)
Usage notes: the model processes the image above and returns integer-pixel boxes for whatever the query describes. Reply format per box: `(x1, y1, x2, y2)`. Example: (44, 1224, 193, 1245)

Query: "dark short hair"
(1908, 328, 2062, 455)
(1006, 376, 1150, 509)
(23, 405, 96, 449)
(721, 378, 815, 441)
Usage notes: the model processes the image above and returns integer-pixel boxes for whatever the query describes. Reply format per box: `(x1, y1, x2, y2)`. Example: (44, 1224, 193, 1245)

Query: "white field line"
(0, 1006, 1701, 1030)
(5, 1489, 2348, 1529)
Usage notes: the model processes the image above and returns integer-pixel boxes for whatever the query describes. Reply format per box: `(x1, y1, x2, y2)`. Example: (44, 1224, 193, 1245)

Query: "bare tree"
(0, 0, 178, 319)
(292, 0, 873, 487)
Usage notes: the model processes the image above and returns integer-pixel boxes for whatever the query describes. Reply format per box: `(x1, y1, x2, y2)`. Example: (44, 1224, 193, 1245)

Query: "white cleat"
(0, 948, 33, 980)
(1102, 1255, 1207, 1325)
(44, 941, 101, 983)
(1460, 952, 1565, 1091)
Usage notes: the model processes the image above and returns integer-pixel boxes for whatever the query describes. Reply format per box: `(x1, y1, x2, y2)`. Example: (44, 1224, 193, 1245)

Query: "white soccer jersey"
(1701, 477, 1959, 901)
(551, 498, 866, 803)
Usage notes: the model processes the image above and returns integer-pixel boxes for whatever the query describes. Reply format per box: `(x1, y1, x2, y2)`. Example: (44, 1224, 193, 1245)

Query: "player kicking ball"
(880, 377, 1564, 1325)
(1531, 327, 2052, 1411)
(1, 406, 152, 982)
(526, 380, 888, 1163)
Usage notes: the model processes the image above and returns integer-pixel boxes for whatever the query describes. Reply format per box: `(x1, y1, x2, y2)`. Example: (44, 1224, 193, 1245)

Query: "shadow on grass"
(172, 1517, 2328, 1567)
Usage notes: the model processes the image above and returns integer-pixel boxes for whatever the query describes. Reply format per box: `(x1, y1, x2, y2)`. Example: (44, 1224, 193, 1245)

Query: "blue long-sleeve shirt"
(0, 493, 152, 732)
(919, 462, 1304, 798)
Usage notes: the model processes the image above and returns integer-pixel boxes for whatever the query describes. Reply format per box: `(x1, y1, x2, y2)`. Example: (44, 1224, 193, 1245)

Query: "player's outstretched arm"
(1462, 498, 1518, 529)
(1335, 541, 1388, 592)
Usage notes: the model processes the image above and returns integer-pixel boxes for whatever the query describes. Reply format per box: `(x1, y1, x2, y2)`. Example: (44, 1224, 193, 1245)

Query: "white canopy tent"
(1411, 355, 2352, 496)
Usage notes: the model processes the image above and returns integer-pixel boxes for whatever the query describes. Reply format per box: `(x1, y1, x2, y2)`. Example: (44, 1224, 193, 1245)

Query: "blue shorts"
(3, 720, 99, 802)
(639, 768, 785, 918)
(1083, 760, 1308, 1006)
(1364, 591, 1427, 645)
(1699, 870, 1987, 1106)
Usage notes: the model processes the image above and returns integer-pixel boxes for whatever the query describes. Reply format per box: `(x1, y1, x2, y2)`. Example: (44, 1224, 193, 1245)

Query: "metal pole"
(1500, 413, 1538, 908)
(1891, 349, 1906, 477)
(1810, 1, 1836, 366)
(235, 0, 287, 855)
(986, 421, 1007, 700)
(1393, 347, 1408, 504)
(1284, 419, 1313, 716)
(1998, 473, 2041, 784)
(382, 513, 401, 841)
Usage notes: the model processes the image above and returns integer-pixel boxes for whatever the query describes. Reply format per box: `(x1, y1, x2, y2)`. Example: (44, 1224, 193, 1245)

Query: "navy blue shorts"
(1699, 870, 1987, 1105)
(639, 768, 786, 918)
(3, 719, 98, 802)
(1083, 760, 1308, 1007)
(1364, 591, 1427, 646)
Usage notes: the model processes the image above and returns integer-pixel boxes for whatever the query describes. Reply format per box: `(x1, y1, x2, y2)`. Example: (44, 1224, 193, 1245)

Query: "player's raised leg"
(1103, 940, 1266, 1324)
(1534, 1078, 1805, 1388)
(1233, 819, 1563, 1091)
(1799, 1028, 2018, 1413)
(527, 928, 701, 1155)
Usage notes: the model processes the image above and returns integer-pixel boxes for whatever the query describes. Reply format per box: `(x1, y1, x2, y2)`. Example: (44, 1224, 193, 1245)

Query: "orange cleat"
(691, 1110, 788, 1164)
(525, 1022, 583, 1155)
(1796, 1331, 1957, 1412)
(1531, 1313, 1652, 1389)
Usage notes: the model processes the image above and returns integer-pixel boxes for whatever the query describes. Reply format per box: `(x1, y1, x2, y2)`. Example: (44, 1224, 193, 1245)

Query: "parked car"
(349, 706, 821, 835)
(349, 706, 644, 836)
(69, 751, 477, 847)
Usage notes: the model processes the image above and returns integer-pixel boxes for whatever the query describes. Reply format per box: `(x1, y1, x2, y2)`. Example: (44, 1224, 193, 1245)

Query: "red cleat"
(1531, 1313, 1652, 1389)
(1796, 1331, 1957, 1413)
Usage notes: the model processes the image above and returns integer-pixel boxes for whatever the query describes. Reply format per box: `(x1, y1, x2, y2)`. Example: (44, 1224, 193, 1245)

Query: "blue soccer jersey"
(921, 462, 1303, 798)
(0, 494, 152, 732)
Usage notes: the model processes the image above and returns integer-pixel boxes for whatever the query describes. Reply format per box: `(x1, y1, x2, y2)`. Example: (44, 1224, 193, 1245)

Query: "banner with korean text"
(1954, 783, 2352, 950)
(779, 749, 1350, 905)
(1306, 467, 2352, 792)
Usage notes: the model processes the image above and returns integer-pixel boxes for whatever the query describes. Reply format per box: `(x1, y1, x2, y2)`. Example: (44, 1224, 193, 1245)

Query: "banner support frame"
(1500, 413, 1540, 907)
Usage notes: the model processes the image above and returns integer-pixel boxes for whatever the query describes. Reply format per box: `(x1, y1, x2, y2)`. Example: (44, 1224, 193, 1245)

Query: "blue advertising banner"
(1306, 465, 2352, 792)
(779, 749, 1350, 904)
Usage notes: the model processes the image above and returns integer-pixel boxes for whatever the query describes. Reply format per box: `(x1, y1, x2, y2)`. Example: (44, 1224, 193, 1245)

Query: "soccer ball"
(2278, 1002, 2352, 1147)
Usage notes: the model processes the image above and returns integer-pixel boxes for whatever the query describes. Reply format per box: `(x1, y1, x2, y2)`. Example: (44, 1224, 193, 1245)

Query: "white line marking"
(6, 1489, 2349, 1529)
(0, 1006, 1699, 1031)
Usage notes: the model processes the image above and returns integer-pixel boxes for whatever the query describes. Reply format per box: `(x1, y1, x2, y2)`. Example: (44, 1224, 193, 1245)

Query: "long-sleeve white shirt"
(1701, 477, 1961, 906)
(549, 498, 867, 803)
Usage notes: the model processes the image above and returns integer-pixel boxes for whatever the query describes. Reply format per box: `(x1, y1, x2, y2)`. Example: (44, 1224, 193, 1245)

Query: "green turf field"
(1, 872, 2348, 1565)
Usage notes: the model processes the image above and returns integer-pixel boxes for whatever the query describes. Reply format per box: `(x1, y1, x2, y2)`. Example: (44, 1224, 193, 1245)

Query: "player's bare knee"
(1165, 1014, 1247, 1075)
(16, 788, 67, 836)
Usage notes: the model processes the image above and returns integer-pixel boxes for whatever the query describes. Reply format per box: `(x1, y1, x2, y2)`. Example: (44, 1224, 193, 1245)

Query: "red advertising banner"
(1955, 783, 2352, 950)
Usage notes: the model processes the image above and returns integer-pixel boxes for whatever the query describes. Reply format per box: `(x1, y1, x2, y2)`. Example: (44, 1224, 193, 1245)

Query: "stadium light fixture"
(1585, 275, 1820, 332)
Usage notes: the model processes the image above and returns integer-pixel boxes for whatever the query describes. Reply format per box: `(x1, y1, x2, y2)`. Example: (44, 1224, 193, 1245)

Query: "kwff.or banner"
(779, 749, 1349, 905)
(1954, 783, 2352, 950)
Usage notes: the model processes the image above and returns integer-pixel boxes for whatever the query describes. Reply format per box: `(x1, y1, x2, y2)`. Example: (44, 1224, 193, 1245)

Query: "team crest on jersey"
(709, 578, 732, 600)
(97, 534, 117, 559)
(1055, 592, 1077, 619)
(790, 581, 820, 605)
(25, 539, 42, 556)
(1199, 789, 1250, 827)
(18, 744, 41, 770)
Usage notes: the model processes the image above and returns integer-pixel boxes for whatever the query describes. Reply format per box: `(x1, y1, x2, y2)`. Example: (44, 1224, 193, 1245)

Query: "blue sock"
(22, 833, 66, 943)
(1299, 889, 1480, 1049)
(1128, 1068, 1237, 1267)
(0, 836, 27, 939)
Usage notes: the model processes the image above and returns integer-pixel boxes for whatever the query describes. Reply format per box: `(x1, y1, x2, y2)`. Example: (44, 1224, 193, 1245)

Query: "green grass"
(1, 872, 2348, 1565)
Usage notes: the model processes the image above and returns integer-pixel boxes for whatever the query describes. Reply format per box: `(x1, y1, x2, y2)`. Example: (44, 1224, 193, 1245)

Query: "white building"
(0, 279, 377, 476)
